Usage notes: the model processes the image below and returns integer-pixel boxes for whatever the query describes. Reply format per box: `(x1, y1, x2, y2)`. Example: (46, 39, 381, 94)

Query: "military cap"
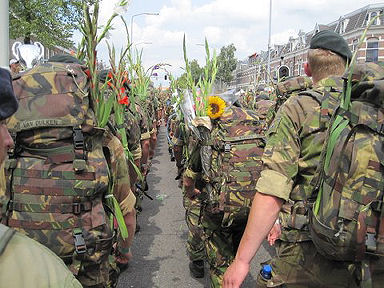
(0, 68, 18, 121)
(47, 54, 82, 64)
(310, 30, 352, 61)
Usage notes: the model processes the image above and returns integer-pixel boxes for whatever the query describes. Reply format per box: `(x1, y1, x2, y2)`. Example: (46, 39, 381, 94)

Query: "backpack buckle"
(224, 143, 231, 153)
(73, 128, 84, 150)
(366, 232, 377, 252)
(73, 228, 87, 255)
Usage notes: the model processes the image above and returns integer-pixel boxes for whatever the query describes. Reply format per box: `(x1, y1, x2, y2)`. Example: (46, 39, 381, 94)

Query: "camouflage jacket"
(256, 76, 343, 242)
(133, 104, 150, 140)
(103, 131, 136, 216)
(125, 108, 142, 161)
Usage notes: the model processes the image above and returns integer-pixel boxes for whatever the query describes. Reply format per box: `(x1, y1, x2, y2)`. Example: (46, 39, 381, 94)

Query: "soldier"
(174, 113, 206, 278)
(0, 67, 82, 288)
(223, 30, 364, 288)
(3, 55, 136, 287)
(184, 93, 264, 287)
(9, 59, 21, 76)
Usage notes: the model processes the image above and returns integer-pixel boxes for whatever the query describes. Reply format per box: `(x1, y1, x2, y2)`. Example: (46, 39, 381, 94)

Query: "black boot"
(189, 260, 204, 278)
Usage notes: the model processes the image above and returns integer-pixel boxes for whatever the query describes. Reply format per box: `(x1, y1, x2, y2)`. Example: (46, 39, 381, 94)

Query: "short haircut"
(307, 48, 347, 81)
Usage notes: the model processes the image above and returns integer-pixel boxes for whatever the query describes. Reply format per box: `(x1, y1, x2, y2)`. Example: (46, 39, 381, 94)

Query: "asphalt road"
(118, 126, 275, 288)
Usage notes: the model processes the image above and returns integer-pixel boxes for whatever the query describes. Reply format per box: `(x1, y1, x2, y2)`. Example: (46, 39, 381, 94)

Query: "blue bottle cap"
(263, 264, 272, 273)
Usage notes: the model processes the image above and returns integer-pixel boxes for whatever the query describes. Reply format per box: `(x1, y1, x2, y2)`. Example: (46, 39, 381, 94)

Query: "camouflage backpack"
(2, 62, 116, 286)
(201, 106, 265, 226)
(309, 63, 384, 261)
(265, 76, 313, 126)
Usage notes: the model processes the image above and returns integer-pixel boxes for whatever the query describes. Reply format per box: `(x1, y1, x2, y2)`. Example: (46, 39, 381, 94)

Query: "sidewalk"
(117, 127, 275, 288)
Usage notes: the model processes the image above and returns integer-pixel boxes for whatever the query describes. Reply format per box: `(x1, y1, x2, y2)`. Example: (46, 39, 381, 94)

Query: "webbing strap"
(8, 218, 81, 230)
(8, 200, 92, 214)
(223, 134, 265, 142)
(314, 115, 349, 215)
(12, 168, 95, 181)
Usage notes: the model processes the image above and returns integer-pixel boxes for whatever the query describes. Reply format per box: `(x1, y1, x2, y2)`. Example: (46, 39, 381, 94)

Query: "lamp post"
(267, 0, 272, 85)
(130, 12, 159, 46)
(0, 0, 9, 68)
(134, 41, 152, 48)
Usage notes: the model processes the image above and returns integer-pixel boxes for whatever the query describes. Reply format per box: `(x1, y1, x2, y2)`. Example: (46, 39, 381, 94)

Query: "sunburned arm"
(223, 192, 283, 288)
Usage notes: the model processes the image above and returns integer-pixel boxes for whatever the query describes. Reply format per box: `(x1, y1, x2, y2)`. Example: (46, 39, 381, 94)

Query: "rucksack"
(2, 62, 116, 285)
(266, 76, 313, 127)
(201, 106, 265, 227)
(309, 62, 384, 261)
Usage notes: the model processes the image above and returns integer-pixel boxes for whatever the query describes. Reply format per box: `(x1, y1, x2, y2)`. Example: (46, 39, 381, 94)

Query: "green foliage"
(176, 73, 189, 90)
(216, 43, 237, 84)
(9, 0, 95, 48)
(189, 59, 203, 85)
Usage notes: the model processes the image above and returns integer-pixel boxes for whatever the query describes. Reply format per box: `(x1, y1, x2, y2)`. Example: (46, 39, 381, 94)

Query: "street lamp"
(0, 0, 9, 68)
(130, 12, 159, 46)
(134, 42, 152, 48)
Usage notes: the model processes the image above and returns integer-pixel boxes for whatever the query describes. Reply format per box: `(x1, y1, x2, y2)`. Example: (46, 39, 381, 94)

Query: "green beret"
(47, 54, 82, 64)
(310, 30, 352, 62)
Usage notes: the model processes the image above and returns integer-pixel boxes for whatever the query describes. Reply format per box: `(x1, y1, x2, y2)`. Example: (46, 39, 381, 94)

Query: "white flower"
(113, 0, 130, 15)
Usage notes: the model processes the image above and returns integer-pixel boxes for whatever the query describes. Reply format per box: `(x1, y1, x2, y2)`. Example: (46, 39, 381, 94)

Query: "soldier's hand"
(267, 223, 281, 246)
(116, 246, 132, 265)
(223, 259, 249, 288)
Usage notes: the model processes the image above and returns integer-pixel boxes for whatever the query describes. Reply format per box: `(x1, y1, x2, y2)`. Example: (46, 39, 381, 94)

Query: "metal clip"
(224, 143, 231, 153)
(366, 232, 377, 252)
(73, 229, 86, 255)
(73, 128, 84, 150)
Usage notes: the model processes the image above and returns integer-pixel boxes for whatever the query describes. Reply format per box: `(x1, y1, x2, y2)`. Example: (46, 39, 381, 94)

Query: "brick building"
(230, 3, 384, 90)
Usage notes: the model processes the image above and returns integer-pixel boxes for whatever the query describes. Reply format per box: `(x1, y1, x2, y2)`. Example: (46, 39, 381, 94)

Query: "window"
(366, 38, 379, 63)
(371, 12, 378, 25)
(365, 11, 381, 26)
(352, 39, 359, 52)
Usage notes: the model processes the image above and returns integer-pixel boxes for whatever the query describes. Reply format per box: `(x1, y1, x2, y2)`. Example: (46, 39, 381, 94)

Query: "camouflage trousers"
(183, 196, 205, 262)
(256, 240, 384, 288)
(201, 210, 247, 288)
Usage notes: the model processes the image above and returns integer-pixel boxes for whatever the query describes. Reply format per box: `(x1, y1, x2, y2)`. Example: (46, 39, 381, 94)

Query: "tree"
(176, 73, 189, 90)
(189, 59, 203, 85)
(10, 0, 94, 48)
(216, 44, 237, 85)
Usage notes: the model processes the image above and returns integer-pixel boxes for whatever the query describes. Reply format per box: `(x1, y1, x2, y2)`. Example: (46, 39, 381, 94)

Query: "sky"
(77, 0, 384, 87)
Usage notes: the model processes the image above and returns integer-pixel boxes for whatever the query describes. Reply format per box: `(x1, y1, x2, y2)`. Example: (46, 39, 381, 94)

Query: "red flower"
(120, 87, 126, 94)
(118, 96, 129, 105)
(84, 69, 91, 79)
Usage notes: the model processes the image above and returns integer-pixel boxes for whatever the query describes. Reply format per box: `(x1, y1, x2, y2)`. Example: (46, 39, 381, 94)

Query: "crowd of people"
(1, 27, 384, 288)
(167, 30, 384, 288)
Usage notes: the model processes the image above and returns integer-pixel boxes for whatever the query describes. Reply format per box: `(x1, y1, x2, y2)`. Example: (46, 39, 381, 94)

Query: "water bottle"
(259, 264, 272, 281)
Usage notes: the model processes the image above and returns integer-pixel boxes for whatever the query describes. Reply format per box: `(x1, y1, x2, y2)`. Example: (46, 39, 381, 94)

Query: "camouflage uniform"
(0, 224, 82, 288)
(134, 103, 150, 141)
(179, 122, 206, 265)
(124, 108, 142, 193)
(103, 131, 136, 217)
(186, 106, 263, 287)
(255, 76, 384, 287)
(125, 108, 142, 164)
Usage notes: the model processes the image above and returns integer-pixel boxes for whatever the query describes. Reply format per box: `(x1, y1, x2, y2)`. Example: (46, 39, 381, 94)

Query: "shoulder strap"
(0, 224, 16, 256)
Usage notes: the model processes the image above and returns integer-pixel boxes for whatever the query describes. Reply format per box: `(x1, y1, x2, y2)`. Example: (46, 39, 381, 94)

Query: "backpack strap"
(0, 224, 15, 256)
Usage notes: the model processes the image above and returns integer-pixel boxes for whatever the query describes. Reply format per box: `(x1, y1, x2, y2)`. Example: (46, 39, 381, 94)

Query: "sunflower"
(207, 96, 226, 119)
